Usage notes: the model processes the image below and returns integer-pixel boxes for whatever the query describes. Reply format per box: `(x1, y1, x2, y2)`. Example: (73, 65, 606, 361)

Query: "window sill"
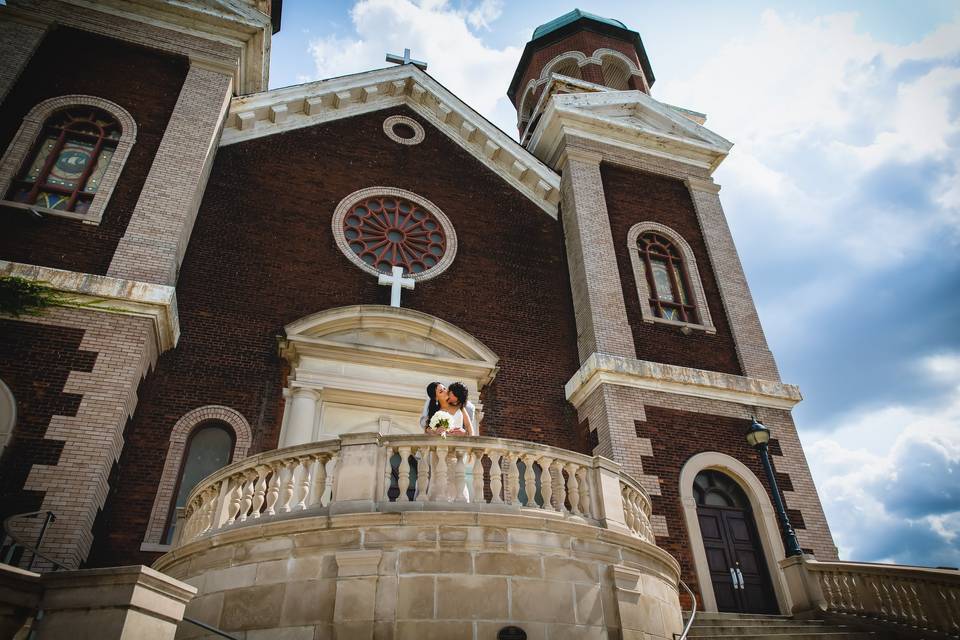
(642, 315, 716, 335)
(1, 200, 102, 225)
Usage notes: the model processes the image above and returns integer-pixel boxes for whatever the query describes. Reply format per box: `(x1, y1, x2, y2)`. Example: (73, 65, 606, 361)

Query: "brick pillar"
(19, 308, 157, 570)
(560, 148, 636, 363)
(108, 64, 233, 285)
(686, 177, 781, 381)
(0, 19, 46, 102)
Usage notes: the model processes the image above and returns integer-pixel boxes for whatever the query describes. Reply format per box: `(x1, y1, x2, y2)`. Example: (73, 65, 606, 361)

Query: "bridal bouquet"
(429, 411, 453, 437)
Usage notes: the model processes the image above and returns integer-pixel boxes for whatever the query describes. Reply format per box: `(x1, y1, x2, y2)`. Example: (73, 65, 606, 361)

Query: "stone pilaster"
(108, 65, 233, 285)
(559, 149, 636, 362)
(0, 18, 46, 103)
(687, 177, 781, 381)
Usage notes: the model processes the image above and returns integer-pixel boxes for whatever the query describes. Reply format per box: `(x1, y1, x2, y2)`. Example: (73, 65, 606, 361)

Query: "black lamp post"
(746, 417, 804, 557)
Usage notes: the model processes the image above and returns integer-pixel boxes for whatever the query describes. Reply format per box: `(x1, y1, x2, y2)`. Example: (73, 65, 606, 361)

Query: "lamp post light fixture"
(746, 417, 804, 557)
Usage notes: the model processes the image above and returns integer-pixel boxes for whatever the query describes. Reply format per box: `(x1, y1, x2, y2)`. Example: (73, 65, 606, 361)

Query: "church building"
(0, 2, 871, 638)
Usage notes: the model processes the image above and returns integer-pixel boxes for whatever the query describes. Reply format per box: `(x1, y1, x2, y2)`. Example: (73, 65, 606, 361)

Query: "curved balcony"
(157, 435, 682, 640)
(173, 433, 655, 546)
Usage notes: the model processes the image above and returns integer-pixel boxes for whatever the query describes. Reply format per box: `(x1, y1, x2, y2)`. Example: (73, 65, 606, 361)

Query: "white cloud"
(305, 0, 521, 126)
(802, 352, 960, 564)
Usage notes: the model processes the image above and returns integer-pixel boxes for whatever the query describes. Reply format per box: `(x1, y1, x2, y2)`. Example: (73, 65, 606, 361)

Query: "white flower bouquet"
(429, 411, 453, 437)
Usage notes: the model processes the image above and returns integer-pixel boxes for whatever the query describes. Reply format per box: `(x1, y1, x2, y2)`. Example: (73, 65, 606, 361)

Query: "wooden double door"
(697, 504, 778, 613)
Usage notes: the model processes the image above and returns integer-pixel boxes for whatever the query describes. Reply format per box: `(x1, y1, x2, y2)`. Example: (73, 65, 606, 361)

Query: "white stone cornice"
(529, 88, 733, 173)
(565, 353, 802, 410)
(220, 65, 562, 217)
(0, 261, 180, 352)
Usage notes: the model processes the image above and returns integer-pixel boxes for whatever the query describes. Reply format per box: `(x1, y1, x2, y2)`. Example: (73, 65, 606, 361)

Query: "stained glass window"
(638, 232, 698, 324)
(6, 107, 121, 213)
(343, 195, 448, 275)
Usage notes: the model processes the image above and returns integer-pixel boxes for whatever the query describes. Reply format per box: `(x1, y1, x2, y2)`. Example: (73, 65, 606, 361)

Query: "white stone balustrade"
(175, 433, 655, 548)
(781, 554, 960, 636)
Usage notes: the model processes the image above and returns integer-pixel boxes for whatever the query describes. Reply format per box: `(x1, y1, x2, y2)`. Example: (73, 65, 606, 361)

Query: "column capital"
(684, 176, 721, 194)
(561, 146, 604, 167)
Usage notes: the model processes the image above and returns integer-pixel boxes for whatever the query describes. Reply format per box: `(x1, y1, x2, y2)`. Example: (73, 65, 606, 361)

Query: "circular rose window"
(332, 187, 457, 281)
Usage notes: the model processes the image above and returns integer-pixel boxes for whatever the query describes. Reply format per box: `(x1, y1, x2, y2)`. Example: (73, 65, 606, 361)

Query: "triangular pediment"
(529, 87, 733, 172)
(220, 65, 561, 217)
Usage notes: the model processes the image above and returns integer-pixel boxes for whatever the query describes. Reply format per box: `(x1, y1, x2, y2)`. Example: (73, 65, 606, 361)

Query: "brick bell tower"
(508, 8, 838, 609)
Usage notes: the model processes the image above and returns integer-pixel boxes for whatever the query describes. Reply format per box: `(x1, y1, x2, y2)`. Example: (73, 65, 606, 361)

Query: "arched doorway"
(694, 469, 777, 613)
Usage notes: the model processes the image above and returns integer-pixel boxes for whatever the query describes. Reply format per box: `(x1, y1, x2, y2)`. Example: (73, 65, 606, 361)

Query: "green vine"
(0, 276, 69, 317)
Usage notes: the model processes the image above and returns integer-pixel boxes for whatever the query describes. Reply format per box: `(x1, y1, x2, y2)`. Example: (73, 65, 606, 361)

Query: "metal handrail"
(677, 578, 698, 640)
(2, 511, 64, 571)
(182, 616, 240, 640)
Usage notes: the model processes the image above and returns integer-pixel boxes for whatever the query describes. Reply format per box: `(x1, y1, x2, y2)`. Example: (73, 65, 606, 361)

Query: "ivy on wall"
(0, 276, 69, 317)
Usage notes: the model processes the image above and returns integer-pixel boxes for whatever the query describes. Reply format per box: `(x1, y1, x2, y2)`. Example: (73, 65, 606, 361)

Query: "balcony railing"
(175, 433, 654, 548)
(783, 555, 960, 636)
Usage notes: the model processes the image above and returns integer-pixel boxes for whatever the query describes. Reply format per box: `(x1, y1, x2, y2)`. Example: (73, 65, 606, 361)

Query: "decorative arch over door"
(679, 452, 793, 614)
(278, 305, 500, 446)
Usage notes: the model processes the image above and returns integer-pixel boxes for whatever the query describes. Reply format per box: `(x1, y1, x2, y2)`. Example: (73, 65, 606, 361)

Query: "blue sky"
(268, 1, 960, 566)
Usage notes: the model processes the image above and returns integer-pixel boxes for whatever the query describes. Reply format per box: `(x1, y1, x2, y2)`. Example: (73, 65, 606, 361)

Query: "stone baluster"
(227, 477, 243, 525)
(552, 460, 566, 513)
(280, 459, 298, 512)
(310, 455, 328, 507)
(566, 463, 581, 515)
(237, 471, 255, 522)
(522, 454, 537, 507)
(472, 451, 484, 503)
(506, 453, 520, 505)
(296, 456, 313, 510)
(432, 445, 448, 502)
(251, 465, 269, 518)
(416, 447, 430, 502)
(201, 486, 218, 534)
(538, 457, 553, 510)
(383, 446, 395, 501)
(577, 466, 591, 518)
(454, 448, 468, 503)
(264, 462, 281, 516)
(488, 450, 503, 504)
(397, 446, 412, 502)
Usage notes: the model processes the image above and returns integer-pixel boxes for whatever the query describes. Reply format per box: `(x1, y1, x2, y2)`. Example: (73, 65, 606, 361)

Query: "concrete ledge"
(565, 352, 803, 409)
(0, 261, 180, 351)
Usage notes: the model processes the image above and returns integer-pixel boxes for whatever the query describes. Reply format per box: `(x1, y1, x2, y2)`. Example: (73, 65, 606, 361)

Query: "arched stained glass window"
(638, 231, 698, 324)
(164, 422, 234, 543)
(7, 107, 121, 214)
(694, 470, 750, 509)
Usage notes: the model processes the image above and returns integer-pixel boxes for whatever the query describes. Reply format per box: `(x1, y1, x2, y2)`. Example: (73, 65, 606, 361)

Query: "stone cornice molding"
(565, 353, 802, 410)
(3, 0, 270, 94)
(685, 176, 722, 194)
(0, 261, 179, 352)
(220, 65, 562, 218)
(529, 89, 732, 173)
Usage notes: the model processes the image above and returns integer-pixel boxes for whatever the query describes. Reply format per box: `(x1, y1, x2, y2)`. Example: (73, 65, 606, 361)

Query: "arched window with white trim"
(542, 53, 584, 81)
(0, 95, 137, 224)
(627, 222, 716, 333)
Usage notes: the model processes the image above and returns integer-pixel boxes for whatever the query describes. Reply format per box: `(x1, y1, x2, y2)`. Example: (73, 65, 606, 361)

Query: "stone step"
(686, 615, 821, 627)
(686, 633, 876, 640)
(689, 625, 852, 636)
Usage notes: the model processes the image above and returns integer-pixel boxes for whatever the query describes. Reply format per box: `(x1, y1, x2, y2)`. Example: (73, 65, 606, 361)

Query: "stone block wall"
(155, 511, 683, 640)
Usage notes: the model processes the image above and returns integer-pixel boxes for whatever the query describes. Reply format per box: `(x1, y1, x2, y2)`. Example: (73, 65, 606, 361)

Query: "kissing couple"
(420, 381, 476, 436)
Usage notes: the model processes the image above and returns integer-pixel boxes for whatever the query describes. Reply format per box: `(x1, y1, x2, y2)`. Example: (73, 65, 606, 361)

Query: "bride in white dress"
(420, 382, 476, 500)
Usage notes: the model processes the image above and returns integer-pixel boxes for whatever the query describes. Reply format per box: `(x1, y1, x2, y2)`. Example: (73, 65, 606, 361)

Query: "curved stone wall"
(156, 510, 683, 639)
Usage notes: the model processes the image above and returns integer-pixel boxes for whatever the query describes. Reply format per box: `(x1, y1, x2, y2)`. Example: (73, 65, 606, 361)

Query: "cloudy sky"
(268, 1, 960, 566)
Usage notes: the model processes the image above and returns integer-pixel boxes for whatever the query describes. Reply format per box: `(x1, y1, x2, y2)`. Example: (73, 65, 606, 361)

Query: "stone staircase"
(683, 612, 880, 640)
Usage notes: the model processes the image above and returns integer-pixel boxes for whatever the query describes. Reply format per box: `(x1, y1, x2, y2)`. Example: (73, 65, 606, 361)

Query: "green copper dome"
(531, 9, 628, 40)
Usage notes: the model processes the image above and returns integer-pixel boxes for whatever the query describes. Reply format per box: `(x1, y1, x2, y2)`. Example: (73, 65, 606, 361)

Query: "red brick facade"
(602, 163, 744, 375)
(86, 106, 583, 566)
(0, 27, 188, 274)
